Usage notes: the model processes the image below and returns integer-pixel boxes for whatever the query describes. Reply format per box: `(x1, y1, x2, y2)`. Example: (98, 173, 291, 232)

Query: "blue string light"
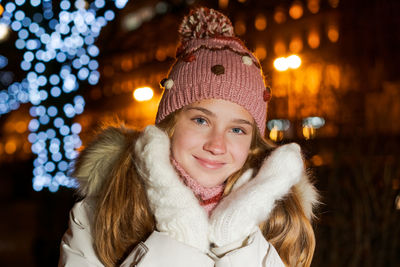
(0, 0, 130, 192)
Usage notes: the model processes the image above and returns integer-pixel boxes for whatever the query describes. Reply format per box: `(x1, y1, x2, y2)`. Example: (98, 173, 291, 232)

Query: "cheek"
(230, 139, 251, 166)
(171, 126, 200, 156)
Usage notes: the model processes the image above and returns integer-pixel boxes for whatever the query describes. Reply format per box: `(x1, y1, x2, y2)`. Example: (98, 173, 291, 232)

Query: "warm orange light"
(121, 58, 133, 72)
(15, 121, 27, 134)
(112, 82, 121, 94)
(269, 128, 277, 141)
(325, 64, 340, 89)
(274, 8, 286, 24)
(274, 40, 286, 56)
(4, 121, 14, 133)
(329, 0, 340, 8)
(303, 126, 316, 140)
(289, 37, 303, 53)
(23, 142, 31, 154)
(0, 4, 4, 16)
(269, 127, 283, 142)
(327, 25, 339, 42)
(287, 55, 301, 69)
(254, 14, 267, 31)
(133, 86, 154, 102)
(273, 54, 301, 71)
(273, 57, 289, 72)
(218, 0, 229, 9)
(289, 2, 304, 19)
(166, 44, 176, 57)
(308, 30, 320, 49)
(307, 0, 320, 14)
(311, 154, 324, 166)
(305, 63, 322, 94)
(122, 80, 134, 93)
(234, 20, 246, 35)
(156, 48, 167, 61)
(254, 45, 267, 61)
(5, 140, 17, 154)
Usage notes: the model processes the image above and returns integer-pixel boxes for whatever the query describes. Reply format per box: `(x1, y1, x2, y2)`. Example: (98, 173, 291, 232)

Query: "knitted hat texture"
(156, 7, 270, 135)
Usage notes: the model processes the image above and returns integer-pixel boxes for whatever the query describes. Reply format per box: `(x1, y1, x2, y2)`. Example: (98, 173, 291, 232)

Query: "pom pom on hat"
(179, 7, 235, 42)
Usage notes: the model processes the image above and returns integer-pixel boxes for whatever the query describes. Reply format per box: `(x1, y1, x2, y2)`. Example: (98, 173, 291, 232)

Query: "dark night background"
(0, 0, 399, 266)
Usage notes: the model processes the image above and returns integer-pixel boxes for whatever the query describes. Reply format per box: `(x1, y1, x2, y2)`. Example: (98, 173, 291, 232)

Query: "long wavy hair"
(91, 110, 316, 267)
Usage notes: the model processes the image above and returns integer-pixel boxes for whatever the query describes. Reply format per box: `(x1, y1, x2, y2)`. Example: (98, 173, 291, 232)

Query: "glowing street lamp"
(273, 54, 302, 71)
(133, 86, 154, 102)
(287, 55, 301, 69)
(273, 57, 289, 71)
(273, 54, 303, 137)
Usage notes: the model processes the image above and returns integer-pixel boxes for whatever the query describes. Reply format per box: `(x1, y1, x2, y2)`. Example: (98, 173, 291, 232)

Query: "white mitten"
(209, 143, 304, 247)
(134, 125, 209, 253)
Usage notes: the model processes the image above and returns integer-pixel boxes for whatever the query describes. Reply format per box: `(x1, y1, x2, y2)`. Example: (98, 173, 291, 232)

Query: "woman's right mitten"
(134, 125, 209, 253)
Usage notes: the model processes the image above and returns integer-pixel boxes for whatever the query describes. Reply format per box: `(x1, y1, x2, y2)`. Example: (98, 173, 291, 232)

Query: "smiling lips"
(194, 156, 226, 169)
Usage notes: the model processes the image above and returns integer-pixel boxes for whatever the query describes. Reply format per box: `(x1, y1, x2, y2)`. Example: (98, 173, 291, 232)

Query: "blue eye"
(193, 117, 207, 125)
(232, 128, 245, 134)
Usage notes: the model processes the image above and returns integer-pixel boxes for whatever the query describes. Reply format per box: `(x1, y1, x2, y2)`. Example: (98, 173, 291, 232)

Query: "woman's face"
(171, 99, 254, 188)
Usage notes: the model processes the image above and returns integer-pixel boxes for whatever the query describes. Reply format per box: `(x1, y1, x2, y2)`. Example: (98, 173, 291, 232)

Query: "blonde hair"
(91, 111, 316, 266)
(92, 129, 155, 267)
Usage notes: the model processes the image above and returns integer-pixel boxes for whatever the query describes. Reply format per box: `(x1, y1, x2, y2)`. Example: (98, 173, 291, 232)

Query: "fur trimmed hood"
(72, 125, 140, 197)
(72, 125, 318, 218)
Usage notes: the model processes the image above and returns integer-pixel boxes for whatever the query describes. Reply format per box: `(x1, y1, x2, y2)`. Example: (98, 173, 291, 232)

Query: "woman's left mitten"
(209, 143, 304, 247)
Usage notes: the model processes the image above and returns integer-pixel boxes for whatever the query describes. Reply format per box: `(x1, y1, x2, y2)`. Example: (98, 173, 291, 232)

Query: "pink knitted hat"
(156, 7, 271, 135)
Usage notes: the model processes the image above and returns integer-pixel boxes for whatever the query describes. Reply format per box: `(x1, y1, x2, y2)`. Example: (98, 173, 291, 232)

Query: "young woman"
(59, 7, 318, 267)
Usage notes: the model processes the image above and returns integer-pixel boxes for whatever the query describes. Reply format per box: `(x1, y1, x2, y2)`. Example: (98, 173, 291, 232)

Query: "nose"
(203, 131, 226, 155)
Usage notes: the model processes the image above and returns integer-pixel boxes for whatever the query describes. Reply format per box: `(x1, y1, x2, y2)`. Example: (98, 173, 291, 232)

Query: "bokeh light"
(0, 23, 10, 41)
(133, 86, 154, 102)
(274, 57, 289, 71)
(0, 0, 125, 191)
(287, 54, 302, 69)
(289, 1, 304, 19)
(273, 54, 302, 71)
(254, 14, 267, 31)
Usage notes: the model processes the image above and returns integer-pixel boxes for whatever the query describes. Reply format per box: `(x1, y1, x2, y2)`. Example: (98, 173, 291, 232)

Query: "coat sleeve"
(211, 228, 285, 267)
(58, 200, 105, 267)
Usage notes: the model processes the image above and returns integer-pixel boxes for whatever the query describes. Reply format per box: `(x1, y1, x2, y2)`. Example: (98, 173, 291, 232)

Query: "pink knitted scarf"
(171, 158, 225, 216)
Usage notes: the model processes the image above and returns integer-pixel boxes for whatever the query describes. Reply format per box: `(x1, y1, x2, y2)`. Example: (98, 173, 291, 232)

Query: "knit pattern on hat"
(156, 7, 268, 135)
(171, 158, 225, 216)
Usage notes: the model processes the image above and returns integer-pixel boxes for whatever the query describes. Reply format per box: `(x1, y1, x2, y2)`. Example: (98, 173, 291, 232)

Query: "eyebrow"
(185, 107, 253, 126)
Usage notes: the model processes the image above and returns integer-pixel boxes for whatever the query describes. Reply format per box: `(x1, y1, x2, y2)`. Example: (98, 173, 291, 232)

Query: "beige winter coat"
(58, 125, 318, 267)
(59, 199, 285, 267)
